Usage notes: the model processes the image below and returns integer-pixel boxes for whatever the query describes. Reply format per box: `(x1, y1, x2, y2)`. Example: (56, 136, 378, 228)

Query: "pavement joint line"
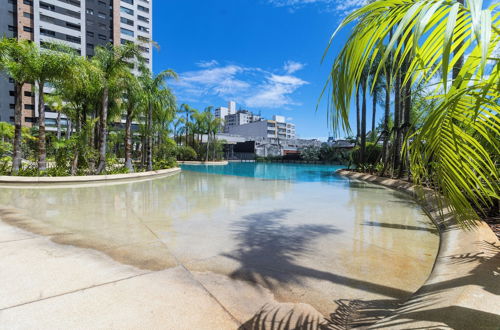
(0, 270, 155, 312)
(0, 236, 40, 244)
(129, 207, 242, 326)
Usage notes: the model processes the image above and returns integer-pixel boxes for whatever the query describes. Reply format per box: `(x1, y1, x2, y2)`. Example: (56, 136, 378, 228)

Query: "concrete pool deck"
(1, 169, 440, 329)
(336, 171, 500, 329)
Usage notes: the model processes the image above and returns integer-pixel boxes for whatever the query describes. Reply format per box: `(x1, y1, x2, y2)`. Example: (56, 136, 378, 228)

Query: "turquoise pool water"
(180, 162, 345, 182)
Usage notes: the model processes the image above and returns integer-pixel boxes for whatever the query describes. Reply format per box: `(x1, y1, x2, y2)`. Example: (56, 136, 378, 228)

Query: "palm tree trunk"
(355, 85, 360, 143)
(66, 119, 72, 140)
(392, 67, 403, 177)
(205, 132, 210, 162)
(381, 70, 391, 175)
(11, 82, 23, 174)
(37, 81, 47, 171)
(147, 102, 153, 171)
(96, 87, 109, 174)
(56, 111, 61, 140)
(371, 89, 377, 138)
(360, 79, 367, 164)
(124, 106, 134, 172)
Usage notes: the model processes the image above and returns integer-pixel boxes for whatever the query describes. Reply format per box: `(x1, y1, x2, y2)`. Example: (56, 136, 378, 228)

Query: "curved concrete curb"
(178, 161, 228, 166)
(0, 168, 181, 186)
(336, 170, 500, 329)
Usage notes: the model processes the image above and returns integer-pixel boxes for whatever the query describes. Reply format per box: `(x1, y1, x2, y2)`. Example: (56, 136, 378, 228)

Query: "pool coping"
(0, 167, 181, 185)
(178, 161, 229, 166)
(336, 170, 500, 329)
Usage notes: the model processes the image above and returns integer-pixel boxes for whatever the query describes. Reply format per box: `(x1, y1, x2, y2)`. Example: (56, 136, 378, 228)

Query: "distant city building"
(224, 110, 261, 132)
(226, 117, 295, 140)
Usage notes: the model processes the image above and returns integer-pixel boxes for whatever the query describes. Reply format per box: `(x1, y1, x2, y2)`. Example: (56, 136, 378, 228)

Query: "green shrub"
(176, 145, 197, 161)
(153, 157, 177, 170)
(350, 142, 382, 167)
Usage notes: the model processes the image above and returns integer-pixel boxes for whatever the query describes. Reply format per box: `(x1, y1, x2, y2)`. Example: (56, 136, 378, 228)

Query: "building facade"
(226, 116, 296, 140)
(0, 0, 153, 127)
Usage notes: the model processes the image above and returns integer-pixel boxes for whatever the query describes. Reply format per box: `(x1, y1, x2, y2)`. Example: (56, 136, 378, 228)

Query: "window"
(86, 8, 94, 15)
(87, 43, 94, 49)
(23, 12, 33, 19)
(123, 0, 133, 4)
(86, 31, 94, 37)
(24, 91, 32, 97)
(138, 5, 149, 13)
(137, 15, 149, 23)
(120, 28, 134, 37)
(98, 34, 106, 40)
(138, 25, 149, 33)
(40, 2, 55, 11)
(120, 17, 134, 26)
(40, 28, 55, 37)
(66, 35, 81, 43)
(24, 104, 34, 110)
(98, 12, 106, 19)
(23, 26, 33, 32)
(66, 22, 80, 30)
(23, 0, 33, 5)
(9, 104, 15, 109)
(9, 91, 15, 96)
(120, 6, 134, 15)
(25, 117, 34, 123)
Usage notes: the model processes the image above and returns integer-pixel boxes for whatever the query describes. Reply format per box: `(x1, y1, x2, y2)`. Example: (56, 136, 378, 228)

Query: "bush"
(350, 142, 382, 167)
(300, 146, 320, 161)
(176, 145, 197, 161)
(153, 157, 177, 170)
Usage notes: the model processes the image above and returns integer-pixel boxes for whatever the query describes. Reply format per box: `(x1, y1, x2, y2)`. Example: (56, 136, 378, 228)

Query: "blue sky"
(152, 0, 367, 140)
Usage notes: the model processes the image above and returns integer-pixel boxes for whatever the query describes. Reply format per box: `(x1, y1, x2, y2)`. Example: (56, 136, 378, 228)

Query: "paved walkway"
(0, 221, 328, 329)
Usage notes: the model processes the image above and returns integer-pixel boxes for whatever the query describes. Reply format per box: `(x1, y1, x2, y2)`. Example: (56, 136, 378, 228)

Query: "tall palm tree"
(91, 43, 140, 174)
(0, 38, 36, 174)
(324, 0, 500, 225)
(180, 103, 195, 146)
(26, 43, 75, 171)
(44, 94, 66, 140)
(139, 66, 177, 171)
(120, 73, 143, 172)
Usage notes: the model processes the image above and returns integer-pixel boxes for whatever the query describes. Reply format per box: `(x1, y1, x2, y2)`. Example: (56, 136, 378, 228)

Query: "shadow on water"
(234, 213, 500, 329)
(224, 209, 412, 296)
(363, 221, 439, 235)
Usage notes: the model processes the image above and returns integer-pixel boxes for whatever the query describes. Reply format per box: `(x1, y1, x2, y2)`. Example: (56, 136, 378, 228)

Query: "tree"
(0, 38, 36, 174)
(139, 66, 177, 171)
(26, 43, 75, 171)
(121, 73, 143, 172)
(324, 0, 500, 226)
(180, 103, 195, 146)
(91, 43, 140, 174)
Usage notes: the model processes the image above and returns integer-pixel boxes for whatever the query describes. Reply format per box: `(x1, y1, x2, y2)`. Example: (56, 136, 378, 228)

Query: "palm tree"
(120, 73, 143, 172)
(180, 104, 195, 146)
(44, 94, 66, 140)
(91, 43, 140, 174)
(324, 0, 500, 225)
(26, 43, 75, 171)
(139, 66, 177, 171)
(0, 38, 36, 174)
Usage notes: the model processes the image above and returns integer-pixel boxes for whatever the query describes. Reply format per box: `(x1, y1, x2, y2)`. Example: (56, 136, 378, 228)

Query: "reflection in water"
(0, 170, 439, 318)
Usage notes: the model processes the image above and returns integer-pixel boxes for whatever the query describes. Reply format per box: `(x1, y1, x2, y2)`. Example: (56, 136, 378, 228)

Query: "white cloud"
(196, 60, 219, 68)
(267, 0, 366, 15)
(172, 61, 308, 109)
(245, 74, 308, 108)
(283, 60, 305, 74)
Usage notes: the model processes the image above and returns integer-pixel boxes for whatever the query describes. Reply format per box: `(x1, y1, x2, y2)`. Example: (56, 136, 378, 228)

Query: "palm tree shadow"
(223, 209, 412, 298)
(223, 209, 341, 289)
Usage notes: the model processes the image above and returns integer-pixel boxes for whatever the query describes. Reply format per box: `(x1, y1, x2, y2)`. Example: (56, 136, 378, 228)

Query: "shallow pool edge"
(336, 170, 500, 329)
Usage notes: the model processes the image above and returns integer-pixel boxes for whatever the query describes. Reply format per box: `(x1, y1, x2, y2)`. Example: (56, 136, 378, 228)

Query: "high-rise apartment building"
(0, 0, 153, 127)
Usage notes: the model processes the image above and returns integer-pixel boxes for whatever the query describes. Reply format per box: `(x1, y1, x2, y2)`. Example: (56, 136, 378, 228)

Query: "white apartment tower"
(0, 0, 153, 126)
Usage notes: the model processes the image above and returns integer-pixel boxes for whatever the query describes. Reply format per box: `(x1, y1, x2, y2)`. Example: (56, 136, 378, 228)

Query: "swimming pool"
(0, 163, 438, 325)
